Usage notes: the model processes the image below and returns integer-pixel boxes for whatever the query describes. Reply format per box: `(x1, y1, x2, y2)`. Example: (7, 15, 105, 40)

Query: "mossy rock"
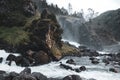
(61, 43, 79, 56)
(51, 46, 62, 60)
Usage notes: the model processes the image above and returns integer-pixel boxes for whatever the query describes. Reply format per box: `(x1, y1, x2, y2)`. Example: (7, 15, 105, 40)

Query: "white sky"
(47, 0, 120, 13)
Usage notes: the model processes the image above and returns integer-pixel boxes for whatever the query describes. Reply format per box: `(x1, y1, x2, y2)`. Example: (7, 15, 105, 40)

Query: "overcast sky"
(47, 0, 120, 13)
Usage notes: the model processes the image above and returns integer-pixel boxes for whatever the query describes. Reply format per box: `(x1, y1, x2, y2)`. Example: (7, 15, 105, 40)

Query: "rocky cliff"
(57, 9, 120, 50)
(0, 0, 67, 65)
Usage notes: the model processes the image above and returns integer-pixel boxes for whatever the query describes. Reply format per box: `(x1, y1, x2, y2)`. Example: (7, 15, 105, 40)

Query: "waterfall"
(57, 15, 85, 43)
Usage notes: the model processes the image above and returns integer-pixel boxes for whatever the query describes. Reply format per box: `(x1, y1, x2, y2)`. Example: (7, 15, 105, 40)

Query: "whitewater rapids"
(0, 50, 120, 80)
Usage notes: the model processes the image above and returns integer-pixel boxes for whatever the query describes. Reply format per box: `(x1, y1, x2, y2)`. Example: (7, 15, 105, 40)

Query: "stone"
(109, 68, 118, 73)
(0, 70, 6, 74)
(32, 72, 48, 80)
(91, 58, 99, 64)
(15, 56, 30, 67)
(60, 62, 73, 70)
(33, 51, 50, 65)
(12, 75, 37, 80)
(0, 57, 3, 63)
(74, 68, 81, 73)
(79, 66, 86, 71)
(20, 67, 31, 75)
(0, 74, 5, 80)
(66, 59, 76, 65)
(63, 75, 82, 80)
(6, 54, 16, 61)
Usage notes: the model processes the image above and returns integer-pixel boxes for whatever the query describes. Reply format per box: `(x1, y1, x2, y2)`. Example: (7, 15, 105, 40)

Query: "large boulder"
(0, 74, 5, 80)
(66, 59, 76, 65)
(0, 70, 6, 74)
(0, 57, 3, 63)
(12, 75, 37, 80)
(109, 68, 118, 73)
(63, 75, 82, 80)
(33, 51, 50, 65)
(15, 56, 30, 67)
(32, 72, 48, 80)
(48, 78, 62, 80)
(20, 67, 31, 75)
(6, 54, 16, 61)
(5, 72, 19, 80)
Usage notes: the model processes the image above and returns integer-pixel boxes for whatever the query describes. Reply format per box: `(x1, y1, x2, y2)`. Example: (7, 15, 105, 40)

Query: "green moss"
(0, 27, 30, 47)
(61, 43, 79, 56)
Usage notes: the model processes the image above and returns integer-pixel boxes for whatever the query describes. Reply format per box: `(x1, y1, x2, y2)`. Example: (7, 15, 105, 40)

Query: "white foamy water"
(0, 50, 120, 80)
(62, 39, 80, 47)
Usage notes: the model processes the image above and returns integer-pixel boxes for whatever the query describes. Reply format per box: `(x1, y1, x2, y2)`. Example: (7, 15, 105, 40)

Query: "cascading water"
(57, 15, 85, 43)
(57, 15, 103, 50)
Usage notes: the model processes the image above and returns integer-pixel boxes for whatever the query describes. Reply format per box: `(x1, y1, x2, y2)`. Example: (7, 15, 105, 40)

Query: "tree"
(86, 8, 99, 21)
(68, 3, 72, 15)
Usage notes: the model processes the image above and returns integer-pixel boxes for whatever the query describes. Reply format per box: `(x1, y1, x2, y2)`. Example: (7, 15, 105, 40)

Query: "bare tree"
(68, 3, 72, 15)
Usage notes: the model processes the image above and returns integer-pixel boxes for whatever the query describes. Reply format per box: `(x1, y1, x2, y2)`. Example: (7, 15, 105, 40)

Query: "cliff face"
(90, 9, 120, 41)
(26, 11, 63, 60)
(57, 9, 120, 50)
(0, 0, 63, 64)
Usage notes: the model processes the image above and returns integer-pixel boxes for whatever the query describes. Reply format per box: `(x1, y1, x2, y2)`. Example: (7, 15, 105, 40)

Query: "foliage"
(0, 11, 27, 27)
(0, 27, 30, 47)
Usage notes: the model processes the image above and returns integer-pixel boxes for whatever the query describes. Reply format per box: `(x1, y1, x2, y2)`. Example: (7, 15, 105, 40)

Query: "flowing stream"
(0, 41, 120, 80)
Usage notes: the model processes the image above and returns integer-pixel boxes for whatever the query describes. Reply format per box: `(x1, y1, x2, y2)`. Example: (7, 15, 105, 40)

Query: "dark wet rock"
(89, 57, 95, 61)
(60, 62, 73, 70)
(48, 78, 62, 80)
(0, 57, 3, 63)
(6, 68, 39, 80)
(91, 58, 99, 64)
(89, 78, 96, 80)
(20, 67, 31, 75)
(66, 59, 76, 65)
(0, 70, 6, 74)
(74, 66, 86, 73)
(32, 72, 48, 80)
(15, 56, 23, 66)
(79, 46, 90, 52)
(109, 68, 118, 73)
(6, 54, 16, 66)
(12, 75, 37, 80)
(21, 58, 30, 67)
(9, 72, 19, 77)
(79, 47, 99, 57)
(74, 68, 81, 73)
(5, 72, 19, 80)
(102, 58, 110, 65)
(118, 61, 120, 65)
(63, 75, 82, 80)
(89, 50, 99, 57)
(79, 66, 86, 71)
(0, 74, 5, 80)
(33, 50, 50, 65)
(15, 56, 30, 67)
(6, 54, 16, 61)
(116, 52, 120, 58)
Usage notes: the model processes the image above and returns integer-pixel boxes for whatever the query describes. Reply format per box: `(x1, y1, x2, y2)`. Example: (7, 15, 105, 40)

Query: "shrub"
(0, 27, 30, 47)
